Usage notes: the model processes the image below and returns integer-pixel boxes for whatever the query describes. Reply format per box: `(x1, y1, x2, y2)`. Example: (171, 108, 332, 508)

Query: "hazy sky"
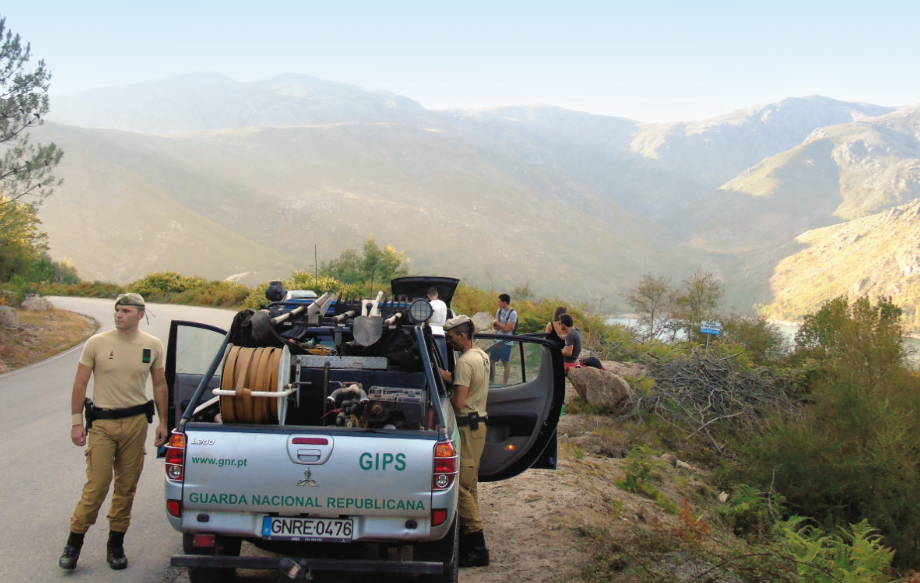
(5, 1, 919, 122)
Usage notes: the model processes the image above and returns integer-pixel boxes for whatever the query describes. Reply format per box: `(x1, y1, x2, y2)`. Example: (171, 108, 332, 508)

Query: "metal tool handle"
(271, 304, 306, 325)
(369, 291, 384, 317)
(331, 310, 356, 323)
(212, 388, 296, 398)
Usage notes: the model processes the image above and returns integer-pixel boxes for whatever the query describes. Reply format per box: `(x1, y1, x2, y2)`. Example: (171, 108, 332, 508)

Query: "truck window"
(176, 326, 227, 375)
(474, 338, 540, 388)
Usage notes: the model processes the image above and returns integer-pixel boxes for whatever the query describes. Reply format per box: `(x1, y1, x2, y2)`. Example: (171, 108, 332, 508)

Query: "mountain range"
(33, 73, 920, 328)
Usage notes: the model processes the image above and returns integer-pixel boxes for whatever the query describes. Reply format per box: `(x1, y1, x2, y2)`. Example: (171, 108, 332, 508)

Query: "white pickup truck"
(161, 277, 564, 582)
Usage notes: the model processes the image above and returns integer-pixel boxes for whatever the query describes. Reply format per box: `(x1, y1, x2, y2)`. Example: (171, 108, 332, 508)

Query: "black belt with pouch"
(84, 399, 155, 430)
(456, 412, 488, 431)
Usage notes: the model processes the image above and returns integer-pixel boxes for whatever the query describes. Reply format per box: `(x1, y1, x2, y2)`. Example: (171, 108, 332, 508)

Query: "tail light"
(192, 534, 216, 548)
(432, 508, 448, 527)
(433, 440, 457, 490)
(167, 499, 182, 517)
(165, 433, 186, 482)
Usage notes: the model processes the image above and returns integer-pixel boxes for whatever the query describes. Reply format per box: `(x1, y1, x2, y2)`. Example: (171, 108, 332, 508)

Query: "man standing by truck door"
(427, 286, 448, 328)
(490, 293, 517, 385)
(60, 293, 169, 571)
(440, 315, 491, 568)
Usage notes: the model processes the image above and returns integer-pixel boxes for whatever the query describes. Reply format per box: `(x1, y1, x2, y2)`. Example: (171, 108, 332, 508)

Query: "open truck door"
(164, 320, 227, 433)
(471, 334, 565, 482)
(390, 276, 460, 308)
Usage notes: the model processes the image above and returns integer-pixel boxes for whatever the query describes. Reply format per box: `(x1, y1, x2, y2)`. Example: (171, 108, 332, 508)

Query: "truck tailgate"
(182, 429, 436, 518)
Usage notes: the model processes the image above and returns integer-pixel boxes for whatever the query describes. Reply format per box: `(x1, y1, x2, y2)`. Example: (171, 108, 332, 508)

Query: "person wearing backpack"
(490, 294, 518, 385)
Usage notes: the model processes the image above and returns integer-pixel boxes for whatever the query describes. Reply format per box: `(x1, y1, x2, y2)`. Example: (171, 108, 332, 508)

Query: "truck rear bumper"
(171, 554, 443, 575)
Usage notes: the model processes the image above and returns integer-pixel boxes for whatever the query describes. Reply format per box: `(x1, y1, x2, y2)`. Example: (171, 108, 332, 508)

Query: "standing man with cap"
(60, 293, 169, 571)
(439, 315, 491, 568)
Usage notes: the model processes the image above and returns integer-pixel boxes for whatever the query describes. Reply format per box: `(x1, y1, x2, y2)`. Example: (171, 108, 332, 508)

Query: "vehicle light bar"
(165, 433, 186, 482)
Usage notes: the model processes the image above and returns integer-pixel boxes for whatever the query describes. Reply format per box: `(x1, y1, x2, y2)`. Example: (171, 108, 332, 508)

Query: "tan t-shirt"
(79, 329, 165, 409)
(452, 346, 489, 416)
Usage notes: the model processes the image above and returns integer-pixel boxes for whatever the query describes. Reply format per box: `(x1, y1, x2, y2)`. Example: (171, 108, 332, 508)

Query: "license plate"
(261, 516, 354, 542)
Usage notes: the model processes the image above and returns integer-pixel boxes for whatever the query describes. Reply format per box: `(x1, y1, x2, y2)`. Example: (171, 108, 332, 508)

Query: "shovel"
(353, 291, 384, 346)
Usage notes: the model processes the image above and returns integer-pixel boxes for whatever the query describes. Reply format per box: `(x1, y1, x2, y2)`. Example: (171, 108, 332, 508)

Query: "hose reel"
(213, 345, 292, 424)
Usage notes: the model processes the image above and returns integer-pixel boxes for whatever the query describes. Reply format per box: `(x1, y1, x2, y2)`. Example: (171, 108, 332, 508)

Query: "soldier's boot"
(106, 530, 128, 570)
(59, 532, 84, 570)
(458, 529, 490, 568)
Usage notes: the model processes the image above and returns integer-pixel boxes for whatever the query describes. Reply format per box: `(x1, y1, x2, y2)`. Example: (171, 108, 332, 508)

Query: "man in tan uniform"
(440, 315, 491, 568)
(60, 293, 169, 571)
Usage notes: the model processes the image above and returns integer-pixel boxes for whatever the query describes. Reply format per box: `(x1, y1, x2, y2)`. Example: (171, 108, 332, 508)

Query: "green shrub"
(731, 296, 920, 568)
(171, 281, 251, 308)
(718, 485, 785, 537)
(126, 271, 209, 297)
(655, 493, 679, 514)
(616, 445, 662, 498)
(37, 281, 124, 298)
(720, 313, 790, 365)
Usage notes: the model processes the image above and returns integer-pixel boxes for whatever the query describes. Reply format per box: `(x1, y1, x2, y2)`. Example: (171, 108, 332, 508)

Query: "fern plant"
(774, 517, 895, 583)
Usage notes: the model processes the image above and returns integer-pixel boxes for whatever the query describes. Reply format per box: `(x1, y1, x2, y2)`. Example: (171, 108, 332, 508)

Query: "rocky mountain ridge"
(35, 73, 920, 318)
(763, 199, 920, 330)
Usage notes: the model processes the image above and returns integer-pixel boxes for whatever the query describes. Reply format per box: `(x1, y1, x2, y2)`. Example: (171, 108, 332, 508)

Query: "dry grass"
(0, 308, 97, 372)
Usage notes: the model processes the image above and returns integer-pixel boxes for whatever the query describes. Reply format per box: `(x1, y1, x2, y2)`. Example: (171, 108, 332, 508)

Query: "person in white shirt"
(428, 287, 448, 327)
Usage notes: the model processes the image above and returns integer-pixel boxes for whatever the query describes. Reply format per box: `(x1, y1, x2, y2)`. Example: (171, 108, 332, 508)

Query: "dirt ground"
(0, 308, 97, 373)
(221, 383, 716, 583)
(464, 384, 715, 583)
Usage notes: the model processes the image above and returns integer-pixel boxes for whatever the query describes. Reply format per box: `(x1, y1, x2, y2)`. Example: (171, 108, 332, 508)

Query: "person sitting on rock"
(545, 306, 567, 350)
(558, 314, 582, 372)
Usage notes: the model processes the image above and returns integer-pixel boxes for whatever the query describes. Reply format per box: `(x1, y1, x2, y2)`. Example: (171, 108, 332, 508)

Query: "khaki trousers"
(457, 424, 487, 534)
(70, 415, 147, 534)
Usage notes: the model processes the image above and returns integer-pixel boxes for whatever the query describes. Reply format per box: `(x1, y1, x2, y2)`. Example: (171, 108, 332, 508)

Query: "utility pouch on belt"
(83, 398, 95, 431)
(470, 412, 480, 431)
(457, 412, 487, 430)
(144, 400, 155, 423)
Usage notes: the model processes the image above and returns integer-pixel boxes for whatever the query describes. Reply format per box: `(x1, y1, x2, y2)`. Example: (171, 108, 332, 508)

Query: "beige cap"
(443, 314, 471, 331)
(115, 292, 146, 307)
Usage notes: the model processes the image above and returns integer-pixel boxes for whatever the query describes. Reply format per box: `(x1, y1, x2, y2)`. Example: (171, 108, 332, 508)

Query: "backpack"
(581, 356, 604, 370)
(499, 308, 518, 334)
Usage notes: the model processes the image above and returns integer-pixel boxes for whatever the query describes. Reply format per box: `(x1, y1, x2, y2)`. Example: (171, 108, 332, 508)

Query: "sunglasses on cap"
(115, 293, 146, 307)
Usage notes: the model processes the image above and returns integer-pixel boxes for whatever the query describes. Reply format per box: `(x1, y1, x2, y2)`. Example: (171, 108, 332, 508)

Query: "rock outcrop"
(568, 367, 633, 410)
(0, 306, 18, 329)
(472, 312, 495, 333)
(21, 295, 53, 311)
(600, 361, 648, 378)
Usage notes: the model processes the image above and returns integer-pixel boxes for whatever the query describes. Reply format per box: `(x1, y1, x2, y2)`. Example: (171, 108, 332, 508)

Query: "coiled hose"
(219, 346, 283, 424)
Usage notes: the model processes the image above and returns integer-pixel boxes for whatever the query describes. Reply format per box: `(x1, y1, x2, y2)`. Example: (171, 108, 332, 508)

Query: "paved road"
(0, 297, 235, 583)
